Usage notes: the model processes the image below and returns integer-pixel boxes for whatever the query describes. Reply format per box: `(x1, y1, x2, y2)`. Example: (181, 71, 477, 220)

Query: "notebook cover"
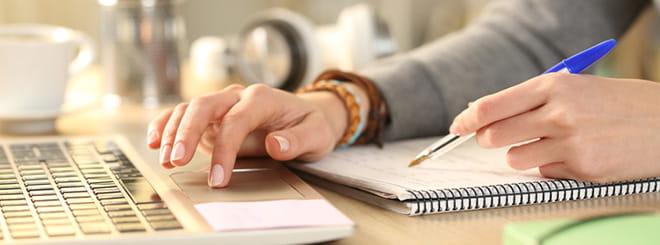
(503, 213, 660, 245)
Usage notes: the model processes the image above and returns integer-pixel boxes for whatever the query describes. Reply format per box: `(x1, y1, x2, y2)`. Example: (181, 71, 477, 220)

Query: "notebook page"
(289, 137, 549, 201)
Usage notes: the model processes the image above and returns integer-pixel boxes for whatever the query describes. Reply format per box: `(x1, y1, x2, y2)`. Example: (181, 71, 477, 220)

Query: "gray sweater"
(360, 0, 652, 141)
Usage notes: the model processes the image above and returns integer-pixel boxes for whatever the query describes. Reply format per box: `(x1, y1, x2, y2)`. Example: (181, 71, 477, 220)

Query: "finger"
(170, 91, 241, 167)
(146, 108, 174, 149)
(506, 138, 564, 170)
(198, 130, 215, 155)
(451, 74, 554, 135)
(265, 112, 334, 162)
(475, 105, 556, 148)
(209, 85, 277, 188)
(538, 162, 576, 180)
(159, 103, 189, 165)
(237, 130, 267, 157)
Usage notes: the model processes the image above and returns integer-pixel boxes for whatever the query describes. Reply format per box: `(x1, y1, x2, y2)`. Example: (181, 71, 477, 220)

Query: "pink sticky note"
(194, 199, 354, 231)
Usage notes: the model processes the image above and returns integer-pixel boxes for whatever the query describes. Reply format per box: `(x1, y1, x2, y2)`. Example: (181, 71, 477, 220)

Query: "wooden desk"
(11, 70, 660, 244)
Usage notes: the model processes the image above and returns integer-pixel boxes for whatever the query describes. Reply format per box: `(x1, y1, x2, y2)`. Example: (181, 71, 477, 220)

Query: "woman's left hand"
(450, 73, 660, 183)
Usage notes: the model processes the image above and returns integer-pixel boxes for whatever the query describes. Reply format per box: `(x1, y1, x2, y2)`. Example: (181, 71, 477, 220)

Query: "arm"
(361, 0, 650, 140)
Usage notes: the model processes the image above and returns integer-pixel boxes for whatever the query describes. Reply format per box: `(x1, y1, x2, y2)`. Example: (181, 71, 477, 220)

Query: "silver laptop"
(0, 135, 354, 244)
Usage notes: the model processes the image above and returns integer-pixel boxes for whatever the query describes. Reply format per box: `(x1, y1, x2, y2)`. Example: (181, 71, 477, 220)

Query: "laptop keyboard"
(0, 139, 182, 241)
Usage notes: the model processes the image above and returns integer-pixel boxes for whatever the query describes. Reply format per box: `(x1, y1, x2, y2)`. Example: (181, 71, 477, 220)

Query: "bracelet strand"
(296, 80, 365, 148)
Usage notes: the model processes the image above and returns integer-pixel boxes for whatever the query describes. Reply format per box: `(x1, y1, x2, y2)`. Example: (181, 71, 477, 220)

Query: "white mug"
(0, 24, 95, 133)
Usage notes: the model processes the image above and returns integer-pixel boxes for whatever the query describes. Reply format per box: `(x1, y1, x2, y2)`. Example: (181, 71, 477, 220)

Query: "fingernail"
(161, 162, 175, 169)
(273, 136, 289, 153)
(160, 145, 171, 164)
(209, 164, 225, 187)
(171, 142, 185, 162)
(147, 129, 158, 144)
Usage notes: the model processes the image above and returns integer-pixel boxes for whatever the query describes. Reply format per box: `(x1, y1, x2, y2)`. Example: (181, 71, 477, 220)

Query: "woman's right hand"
(146, 83, 357, 188)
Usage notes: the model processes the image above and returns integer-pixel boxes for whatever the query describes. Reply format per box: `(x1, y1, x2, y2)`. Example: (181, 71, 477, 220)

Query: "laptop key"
(45, 225, 76, 237)
(8, 223, 39, 231)
(2, 205, 30, 212)
(9, 229, 41, 239)
(39, 212, 69, 220)
(29, 189, 57, 196)
(117, 177, 162, 204)
(75, 215, 105, 222)
(0, 173, 17, 179)
(145, 214, 176, 222)
(63, 192, 91, 198)
(72, 209, 102, 217)
(97, 193, 124, 200)
(115, 222, 146, 232)
(3, 211, 34, 218)
(0, 194, 27, 200)
(22, 175, 48, 181)
(142, 208, 174, 216)
(69, 203, 98, 210)
(31, 195, 59, 202)
(24, 179, 51, 186)
(90, 182, 117, 189)
(17, 165, 43, 171)
(149, 220, 182, 230)
(0, 179, 24, 185)
(111, 215, 141, 224)
(26, 184, 54, 191)
(79, 222, 112, 234)
(66, 198, 95, 204)
(55, 177, 82, 183)
(36, 206, 65, 213)
(33, 200, 62, 207)
(48, 167, 75, 173)
(57, 182, 85, 188)
(51, 172, 78, 178)
(104, 204, 132, 212)
(94, 188, 121, 195)
(108, 210, 138, 218)
(0, 183, 21, 190)
(5, 216, 36, 225)
(60, 187, 88, 193)
(100, 198, 129, 206)
(1, 199, 28, 206)
(41, 218, 72, 227)
(0, 189, 24, 195)
(138, 202, 168, 210)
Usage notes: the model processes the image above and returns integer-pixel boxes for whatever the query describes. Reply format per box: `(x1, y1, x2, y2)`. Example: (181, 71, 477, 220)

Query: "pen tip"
(408, 155, 430, 167)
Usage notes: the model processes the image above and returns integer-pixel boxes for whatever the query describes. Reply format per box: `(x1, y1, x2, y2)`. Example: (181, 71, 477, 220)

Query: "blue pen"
(409, 39, 617, 167)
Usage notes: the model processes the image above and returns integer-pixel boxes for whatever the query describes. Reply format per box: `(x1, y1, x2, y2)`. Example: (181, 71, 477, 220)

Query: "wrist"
(297, 83, 370, 146)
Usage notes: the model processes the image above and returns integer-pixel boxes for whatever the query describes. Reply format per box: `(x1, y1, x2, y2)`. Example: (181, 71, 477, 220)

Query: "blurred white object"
(190, 36, 230, 82)
(318, 3, 397, 71)
(0, 24, 95, 134)
(191, 3, 398, 91)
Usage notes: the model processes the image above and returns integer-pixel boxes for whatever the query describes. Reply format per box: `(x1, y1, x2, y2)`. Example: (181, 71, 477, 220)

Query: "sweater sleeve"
(359, 0, 650, 141)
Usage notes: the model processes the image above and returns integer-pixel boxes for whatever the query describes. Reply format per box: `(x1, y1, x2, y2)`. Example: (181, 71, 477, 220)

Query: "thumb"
(265, 113, 335, 162)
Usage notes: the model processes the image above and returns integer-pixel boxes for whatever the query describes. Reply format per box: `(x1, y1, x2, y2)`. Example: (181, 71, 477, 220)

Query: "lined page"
(289, 137, 548, 200)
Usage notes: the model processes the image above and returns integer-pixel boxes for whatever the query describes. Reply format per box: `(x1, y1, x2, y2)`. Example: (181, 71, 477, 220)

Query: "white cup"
(0, 24, 95, 134)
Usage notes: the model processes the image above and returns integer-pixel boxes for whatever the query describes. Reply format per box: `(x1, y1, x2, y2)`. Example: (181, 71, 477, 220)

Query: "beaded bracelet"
(296, 80, 365, 148)
(313, 70, 389, 148)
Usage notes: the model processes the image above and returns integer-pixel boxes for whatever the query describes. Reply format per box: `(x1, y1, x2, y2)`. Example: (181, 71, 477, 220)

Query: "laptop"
(0, 135, 354, 244)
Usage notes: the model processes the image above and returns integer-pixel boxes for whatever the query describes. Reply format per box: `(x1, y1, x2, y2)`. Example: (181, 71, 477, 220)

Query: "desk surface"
(6, 70, 660, 244)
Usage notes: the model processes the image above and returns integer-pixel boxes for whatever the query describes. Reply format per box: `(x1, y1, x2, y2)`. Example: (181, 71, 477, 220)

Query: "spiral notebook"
(286, 137, 660, 216)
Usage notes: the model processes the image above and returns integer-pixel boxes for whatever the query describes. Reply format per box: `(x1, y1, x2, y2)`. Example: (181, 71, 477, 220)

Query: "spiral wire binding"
(406, 178, 660, 215)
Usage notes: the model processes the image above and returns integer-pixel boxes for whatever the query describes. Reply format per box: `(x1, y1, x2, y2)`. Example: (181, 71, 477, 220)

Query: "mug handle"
(67, 30, 96, 76)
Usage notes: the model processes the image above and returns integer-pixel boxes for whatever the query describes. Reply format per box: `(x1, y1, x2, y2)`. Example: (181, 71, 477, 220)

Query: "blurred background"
(0, 0, 657, 103)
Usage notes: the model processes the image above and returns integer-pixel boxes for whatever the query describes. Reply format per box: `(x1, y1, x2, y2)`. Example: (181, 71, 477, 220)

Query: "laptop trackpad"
(170, 169, 303, 203)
